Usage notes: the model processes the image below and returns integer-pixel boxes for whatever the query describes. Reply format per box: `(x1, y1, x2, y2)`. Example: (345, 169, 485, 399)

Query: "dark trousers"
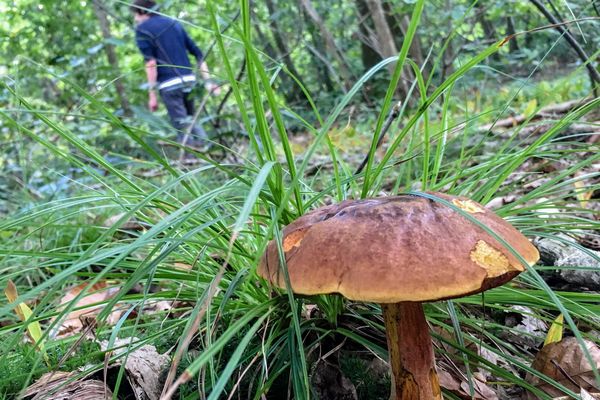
(159, 87, 207, 145)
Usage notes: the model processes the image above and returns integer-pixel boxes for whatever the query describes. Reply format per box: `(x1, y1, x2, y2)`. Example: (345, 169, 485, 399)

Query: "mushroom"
(258, 192, 540, 399)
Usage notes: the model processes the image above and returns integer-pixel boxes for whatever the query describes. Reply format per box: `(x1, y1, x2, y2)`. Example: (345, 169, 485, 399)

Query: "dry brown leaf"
(581, 388, 600, 400)
(432, 326, 500, 379)
(5, 280, 26, 320)
(438, 369, 498, 400)
(173, 262, 193, 271)
(503, 305, 547, 350)
(50, 281, 123, 339)
(100, 337, 169, 400)
(5, 280, 46, 353)
(554, 389, 600, 400)
(526, 337, 600, 399)
(302, 304, 318, 319)
(311, 359, 357, 400)
(22, 371, 112, 400)
(574, 180, 594, 208)
(143, 300, 175, 314)
(103, 213, 148, 231)
(142, 300, 191, 319)
(486, 194, 517, 210)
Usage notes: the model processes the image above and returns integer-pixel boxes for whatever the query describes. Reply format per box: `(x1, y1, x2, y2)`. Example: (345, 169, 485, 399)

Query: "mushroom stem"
(381, 302, 441, 400)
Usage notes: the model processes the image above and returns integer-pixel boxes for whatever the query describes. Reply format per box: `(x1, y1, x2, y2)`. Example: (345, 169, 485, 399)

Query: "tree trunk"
(366, 0, 411, 98)
(92, 0, 131, 115)
(529, 0, 600, 95)
(355, 0, 381, 72)
(306, 23, 335, 92)
(476, 4, 499, 61)
(506, 17, 519, 52)
(367, 0, 398, 68)
(253, 15, 302, 105)
(399, 14, 427, 81)
(264, 0, 306, 104)
(299, 0, 354, 91)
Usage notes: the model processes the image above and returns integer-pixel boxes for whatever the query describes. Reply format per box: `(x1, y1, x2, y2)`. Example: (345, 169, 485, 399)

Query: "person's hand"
(205, 81, 221, 96)
(148, 90, 158, 112)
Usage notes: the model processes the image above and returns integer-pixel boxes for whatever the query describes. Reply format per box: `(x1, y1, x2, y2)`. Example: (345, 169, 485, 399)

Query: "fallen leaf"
(143, 300, 175, 314)
(103, 213, 149, 231)
(526, 337, 600, 399)
(555, 389, 600, 400)
(486, 194, 517, 210)
(50, 281, 123, 339)
(581, 388, 599, 400)
(173, 262, 193, 271)
(574, 179, 594, 208)
(4, 280, 47, 358)
(23, 371, 112, 400)
(502, 305, 547, 349)
(100, 337, 169, 400)
(438, 369, 498, 400)
(523, 99, 538, 118)
(302, 304, 318, 319)
(544, 314, 564, 347)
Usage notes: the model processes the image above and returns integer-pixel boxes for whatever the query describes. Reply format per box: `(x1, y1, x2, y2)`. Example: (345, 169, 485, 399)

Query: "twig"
(550, 359, 580, 388)
(214, 57, 247, 129)
(177, 89, 214, 163)
(203, 9, 241, 61)
(526, 1, 600, 94)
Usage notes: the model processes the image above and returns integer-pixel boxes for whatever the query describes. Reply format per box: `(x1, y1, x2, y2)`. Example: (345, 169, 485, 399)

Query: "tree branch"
(529, 0, 600, 93)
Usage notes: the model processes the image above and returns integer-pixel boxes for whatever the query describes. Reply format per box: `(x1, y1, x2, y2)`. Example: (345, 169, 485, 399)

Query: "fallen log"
(480, 98, 594, 131)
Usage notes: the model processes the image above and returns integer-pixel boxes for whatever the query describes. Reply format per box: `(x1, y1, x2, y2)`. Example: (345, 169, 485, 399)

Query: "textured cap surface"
(258, 192, 539, 303)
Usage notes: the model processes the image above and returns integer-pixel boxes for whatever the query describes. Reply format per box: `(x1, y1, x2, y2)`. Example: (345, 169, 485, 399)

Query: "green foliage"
(340, 354, 391, 399)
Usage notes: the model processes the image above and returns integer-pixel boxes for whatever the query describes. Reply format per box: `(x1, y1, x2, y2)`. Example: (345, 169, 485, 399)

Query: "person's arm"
(182, 27, 220, 95)
(136, 28, 160, 111)
(145, 59, 159, 112)
(199, 60, 220, 95)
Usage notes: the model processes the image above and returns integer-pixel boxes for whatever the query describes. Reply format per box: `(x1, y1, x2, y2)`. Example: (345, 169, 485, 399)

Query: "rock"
(533, 235, 574, 266)
(311, 360, 357, 400)
(533, 236, 600, 290)
(556, 250, 600, 290)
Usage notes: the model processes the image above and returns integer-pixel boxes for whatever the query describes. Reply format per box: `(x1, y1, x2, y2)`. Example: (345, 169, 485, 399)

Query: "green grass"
(1, 1, 599, 399)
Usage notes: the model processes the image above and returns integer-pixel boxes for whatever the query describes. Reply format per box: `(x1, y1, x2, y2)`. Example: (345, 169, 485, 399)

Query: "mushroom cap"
(258, 192, 539, 303)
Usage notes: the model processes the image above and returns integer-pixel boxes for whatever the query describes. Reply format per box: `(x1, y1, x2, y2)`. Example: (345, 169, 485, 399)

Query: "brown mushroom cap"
(258, 192, 539, 303)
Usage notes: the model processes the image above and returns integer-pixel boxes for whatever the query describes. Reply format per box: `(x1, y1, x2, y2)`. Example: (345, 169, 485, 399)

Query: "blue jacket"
(135, 15, 204, 83)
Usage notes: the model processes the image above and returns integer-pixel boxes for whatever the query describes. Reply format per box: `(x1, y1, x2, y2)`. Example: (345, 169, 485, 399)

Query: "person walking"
(131, 0, 220, 148)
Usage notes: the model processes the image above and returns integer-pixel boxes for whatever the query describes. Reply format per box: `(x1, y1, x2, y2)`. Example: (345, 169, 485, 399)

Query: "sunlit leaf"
(523, 99, 538, 118)
(574, 180, 594, 208)
(87, 43, 103, 54)
(543, 314, 564, 347)
(4, 280, 47, 358)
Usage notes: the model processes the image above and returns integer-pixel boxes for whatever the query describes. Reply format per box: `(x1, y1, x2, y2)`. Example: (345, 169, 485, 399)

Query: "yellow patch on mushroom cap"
(452, 199, 485, 213)
(470, 240, 523, 277)
(283, 229, 306, 252)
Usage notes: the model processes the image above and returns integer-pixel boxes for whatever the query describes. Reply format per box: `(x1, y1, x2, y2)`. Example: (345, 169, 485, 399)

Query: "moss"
(340, 354, 390, 400)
